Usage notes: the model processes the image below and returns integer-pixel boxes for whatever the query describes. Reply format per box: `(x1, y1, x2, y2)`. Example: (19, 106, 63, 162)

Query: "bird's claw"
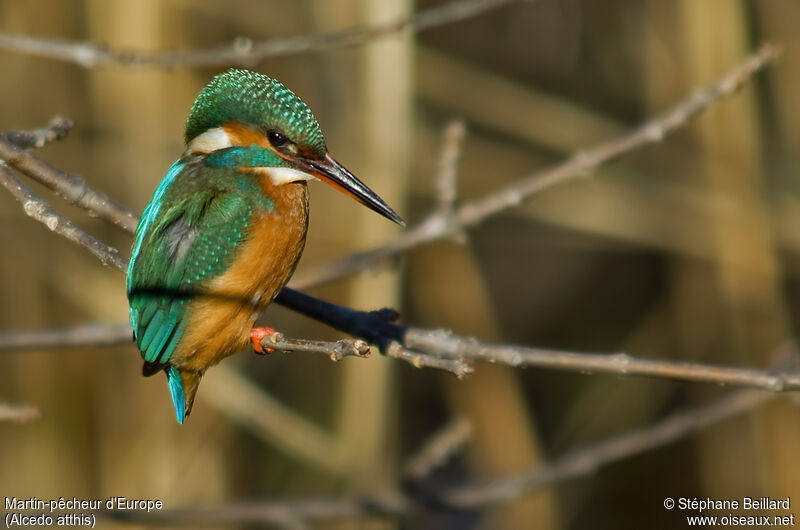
(250, 326, 277, 355)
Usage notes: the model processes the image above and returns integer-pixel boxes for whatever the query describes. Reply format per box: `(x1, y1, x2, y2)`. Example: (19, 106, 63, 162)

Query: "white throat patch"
(251, 167, 318, 186)
(186, 127, 233, 154)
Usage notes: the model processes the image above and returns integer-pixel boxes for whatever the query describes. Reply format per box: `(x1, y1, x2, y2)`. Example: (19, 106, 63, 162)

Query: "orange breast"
(173, 179, 309, 374)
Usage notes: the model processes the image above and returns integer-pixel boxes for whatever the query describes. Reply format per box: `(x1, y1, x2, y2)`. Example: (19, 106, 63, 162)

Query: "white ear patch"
(251, 167, 318, 186)
(187, 127, 233, 154)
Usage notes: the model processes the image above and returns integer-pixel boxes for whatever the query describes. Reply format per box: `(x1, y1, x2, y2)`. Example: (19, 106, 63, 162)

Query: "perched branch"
(290, 42, 781, 289)
(0, 0, 521, 69)
(403, 328, 800, 391)
(0, 402, 41, 423)
(2, 317, 800, 395)
(273, 288, 473, 375)
(270, 309, 800, 393)
(264, 332, 371, 361)
(106, 389, 774, 525)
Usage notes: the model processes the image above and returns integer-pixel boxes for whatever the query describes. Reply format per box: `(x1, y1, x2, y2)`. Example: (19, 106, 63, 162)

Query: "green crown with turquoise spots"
(184, 69, 326, 156)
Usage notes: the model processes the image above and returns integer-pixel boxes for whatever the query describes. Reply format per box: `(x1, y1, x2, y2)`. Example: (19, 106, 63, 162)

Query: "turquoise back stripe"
(127, 160, 184, 332)
(127, 160, 184, 293)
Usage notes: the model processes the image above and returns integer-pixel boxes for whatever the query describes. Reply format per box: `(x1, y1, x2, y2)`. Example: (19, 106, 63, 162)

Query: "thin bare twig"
(0, 0, 521, 69)
(0, 116, 73, 149)
(440, 390, 771, 507)
(0, 161, 128, 270)
(0, 137, 138, 233)
(434, 119, 468, 244)
(0, 402, 41, 422)
(290, 42, 781, 289)
(441, 349, 800, 507)
(107, 389, 773, 525)
(386, 342, 474, 376)
(403, 328, 800, 391)
(264, 332, 371, 361)
(436, 120, 466, 216)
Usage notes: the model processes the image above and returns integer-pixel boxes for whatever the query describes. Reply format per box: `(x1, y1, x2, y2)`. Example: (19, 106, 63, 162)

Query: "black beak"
(297, 153, 405, 226)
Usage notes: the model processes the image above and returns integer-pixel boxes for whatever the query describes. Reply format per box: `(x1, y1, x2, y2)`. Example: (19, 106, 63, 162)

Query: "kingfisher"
(126, 69, 403, 423)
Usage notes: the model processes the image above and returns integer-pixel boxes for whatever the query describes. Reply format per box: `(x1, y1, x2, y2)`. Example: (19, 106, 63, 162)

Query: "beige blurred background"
(1, 0, 800, 529)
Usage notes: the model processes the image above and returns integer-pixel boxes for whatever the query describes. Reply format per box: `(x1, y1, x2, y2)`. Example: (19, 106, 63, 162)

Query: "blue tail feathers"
(166, 366, 186, 424)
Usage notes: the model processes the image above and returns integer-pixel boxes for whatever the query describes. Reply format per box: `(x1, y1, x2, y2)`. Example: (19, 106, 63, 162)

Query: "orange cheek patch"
(222, 122, 272, 149)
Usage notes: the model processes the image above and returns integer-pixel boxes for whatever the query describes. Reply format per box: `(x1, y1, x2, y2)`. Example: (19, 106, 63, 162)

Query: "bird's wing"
(127, 175, 254, 367)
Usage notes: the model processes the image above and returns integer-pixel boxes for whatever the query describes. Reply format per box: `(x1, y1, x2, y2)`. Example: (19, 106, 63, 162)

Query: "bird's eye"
(268, 130, 289, 148)
(267, 129, 300, 157)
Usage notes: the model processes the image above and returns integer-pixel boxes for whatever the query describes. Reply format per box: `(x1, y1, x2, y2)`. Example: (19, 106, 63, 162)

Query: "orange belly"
(172, 181, 308, 374)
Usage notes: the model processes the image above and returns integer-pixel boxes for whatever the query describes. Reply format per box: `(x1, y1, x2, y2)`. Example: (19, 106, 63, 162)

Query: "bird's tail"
(165, 366, 202, 424)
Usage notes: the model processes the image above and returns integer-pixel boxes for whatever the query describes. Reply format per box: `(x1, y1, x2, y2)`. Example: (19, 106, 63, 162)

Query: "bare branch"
(271, 288, 473, 375)
(440, 390, 771, 507)
(0, 137, 138, 233)
(386, 341, 474, 376)
(0, 116, 74, 149)
(106, 390, 772, 525)
(0, 402, 41, 423)
(264, 332, 371, 361)
(0, 0, 521, 69)
(0, 161, 128, 270)
(434, 119, 468, 245)
(403, 328, 800, 392)
(290, 42, 781, 289)
(436, 120, 466, 216)
(4, 317, 800, 396)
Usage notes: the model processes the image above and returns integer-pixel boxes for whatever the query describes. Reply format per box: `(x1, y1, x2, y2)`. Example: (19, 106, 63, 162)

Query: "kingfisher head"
(184, 69, 403, 225)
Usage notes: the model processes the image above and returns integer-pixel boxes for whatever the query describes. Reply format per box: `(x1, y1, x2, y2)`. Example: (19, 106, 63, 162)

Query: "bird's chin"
(250, 167, 317, 186)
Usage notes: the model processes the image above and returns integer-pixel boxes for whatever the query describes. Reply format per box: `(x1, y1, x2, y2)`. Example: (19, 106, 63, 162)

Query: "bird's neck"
(250, 171, 309, 217)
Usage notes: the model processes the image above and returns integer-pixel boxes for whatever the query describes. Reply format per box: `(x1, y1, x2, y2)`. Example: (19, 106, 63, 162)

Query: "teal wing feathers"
(127, 161, 255, 368)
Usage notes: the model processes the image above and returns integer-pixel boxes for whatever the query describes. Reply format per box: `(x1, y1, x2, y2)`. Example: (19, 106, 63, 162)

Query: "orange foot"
(250, 326, 277, 355)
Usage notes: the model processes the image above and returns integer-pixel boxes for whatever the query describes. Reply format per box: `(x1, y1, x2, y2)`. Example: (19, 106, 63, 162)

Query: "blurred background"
(1, 0, 800, 528)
